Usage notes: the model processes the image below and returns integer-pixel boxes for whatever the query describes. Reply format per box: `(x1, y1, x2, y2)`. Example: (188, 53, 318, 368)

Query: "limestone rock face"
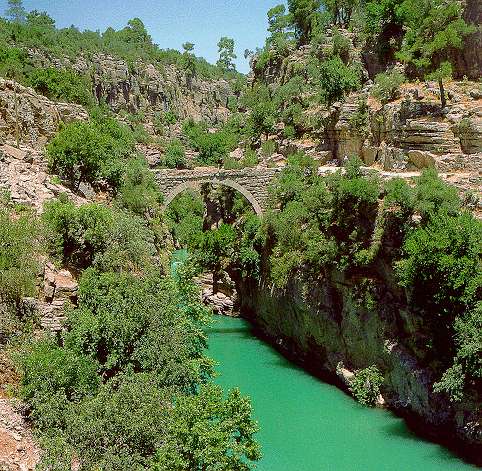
(27, 50, 235, 127)
(239, 270, 482, 464)
(30, 262, 79, 332)
(0, 144, 87, 211)
(0, 78, 88, 148)
(318, 84, 482, 177)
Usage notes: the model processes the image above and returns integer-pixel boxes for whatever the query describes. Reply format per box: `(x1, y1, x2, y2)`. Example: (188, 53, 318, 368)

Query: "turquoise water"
(208, 316, 477, 471)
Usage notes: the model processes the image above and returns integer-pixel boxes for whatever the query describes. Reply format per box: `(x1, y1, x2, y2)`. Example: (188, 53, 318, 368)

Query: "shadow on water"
(382, 414, 478, 466)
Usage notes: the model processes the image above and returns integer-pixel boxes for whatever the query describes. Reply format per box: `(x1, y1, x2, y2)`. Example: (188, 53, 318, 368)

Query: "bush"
(26, 68, 93, 106)
(0, 208, 39, 305)
(117, 159, 163, 216)
(47, 114, 136, 189)
(349, 365, 384, 406)
(162, 140, 187, 169)
(241, 148, 259, 167)
(19, 340, 100, 429)
(315, 56, 361, 104)
(65, 269, 211, 388)
(61, 373, 167, 469)
(166, 191, 204, 248)
(372, 70, 406, 103)
(261, 140, 276, 158)
(151, 384, 261, 471)
(42, 199, 113, 270)
(413, 168, 460, 221)
(395, 210, 481, 353)
(42, 199, 156, 272)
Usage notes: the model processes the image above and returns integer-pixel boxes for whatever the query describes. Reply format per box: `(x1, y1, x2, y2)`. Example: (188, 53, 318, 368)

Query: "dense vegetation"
(236, 0, 477, 145)
(169, 156, 480, 407)
(0, 189, 261, 470)
(260, 158, 480, 403)
(1, 0, 480, 466)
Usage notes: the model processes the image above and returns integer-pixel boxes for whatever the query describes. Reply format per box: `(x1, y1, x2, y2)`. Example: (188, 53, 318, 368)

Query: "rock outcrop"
(238, 271, 482, 466)
(27, 50, 235, 128)
(0, 144, 87, 211)
(0, 399, 40, 471)
(0, 78, 88, 149)
(325, 84, 482, 173)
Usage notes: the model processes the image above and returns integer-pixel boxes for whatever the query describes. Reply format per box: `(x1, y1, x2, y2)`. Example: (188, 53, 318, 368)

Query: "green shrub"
(331, 28, 351, 61)
(349, 366, 384, 406)
(47, 114, 135, 189)
(117, 159, 163, 216)
(26, 68, 93, 106)
(42, 199, 113, 270)
(241, 148, 259, 167)
(65, 269, 212, 388)
(315, 56, 361, 104)
(19, 340, 100, 429)
(413, 168, 460, 221)
(433, 363, 465, 402)
(166, 191, 204, 249)
(372, 70, 406, 103)
(42, 199, 156, 272)
(162, 140, 187, 169)
(395, 211, 481, 348)
(0, 208, 39, 305)
(151, 384, 261, 471)
(163, 111, 178, 125)
(261, 140, 276, 158)
(349, 97, 370, 136)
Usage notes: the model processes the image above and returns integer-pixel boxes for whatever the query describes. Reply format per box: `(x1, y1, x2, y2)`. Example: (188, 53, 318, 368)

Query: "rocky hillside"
(27, 49, 235, 128)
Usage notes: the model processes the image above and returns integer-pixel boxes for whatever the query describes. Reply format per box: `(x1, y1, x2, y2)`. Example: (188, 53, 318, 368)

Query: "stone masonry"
(154, 167, 282, 215)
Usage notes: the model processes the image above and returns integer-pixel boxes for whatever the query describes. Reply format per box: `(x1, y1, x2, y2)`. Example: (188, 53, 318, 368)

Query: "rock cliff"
(28, 49, 235, 127)
(0, 78, 88, 148)
(237, 271, 482, 466)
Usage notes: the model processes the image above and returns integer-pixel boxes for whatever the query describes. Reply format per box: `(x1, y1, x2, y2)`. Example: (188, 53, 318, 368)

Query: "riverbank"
(236, 281, 482, 468)
(208, 316, 478, 471)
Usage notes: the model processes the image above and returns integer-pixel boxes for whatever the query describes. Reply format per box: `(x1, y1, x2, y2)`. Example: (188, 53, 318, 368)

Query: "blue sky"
(0, 0, 286, 72)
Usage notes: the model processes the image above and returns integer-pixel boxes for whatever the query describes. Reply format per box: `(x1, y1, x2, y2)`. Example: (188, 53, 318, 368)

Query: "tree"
(26, 10, 56, 29)
(313, 55, 361, 104)
(162, 140, 187, 169)
(322, 0, 359, 27)
(396, 0, 475, 107)
(287, 0, 322, 43)
(5, 0, 26, 24)
(193, 224, 236, 292)
(181, 42, 196, 78)
(266, 4, 294, 54)
(217, 36, 237, 72)
(151, 384, 261, 471)
(242, 84, 276, 140)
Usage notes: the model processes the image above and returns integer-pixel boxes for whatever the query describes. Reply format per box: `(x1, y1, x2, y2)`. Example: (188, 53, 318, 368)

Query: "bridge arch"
(163, 178, 264, 216)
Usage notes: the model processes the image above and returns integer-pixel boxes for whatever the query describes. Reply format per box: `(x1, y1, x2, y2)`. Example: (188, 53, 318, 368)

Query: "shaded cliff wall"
(237, 269, 482, 465)
(27, 50, 236, 126)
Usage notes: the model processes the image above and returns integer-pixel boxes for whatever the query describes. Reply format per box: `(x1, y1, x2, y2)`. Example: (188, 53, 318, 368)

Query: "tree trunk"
(438, 78, 446, 108)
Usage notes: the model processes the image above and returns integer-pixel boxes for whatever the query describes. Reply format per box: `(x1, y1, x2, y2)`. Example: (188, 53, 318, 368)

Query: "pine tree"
(216, 37, 237, 72)
(5, 0, 27, 24)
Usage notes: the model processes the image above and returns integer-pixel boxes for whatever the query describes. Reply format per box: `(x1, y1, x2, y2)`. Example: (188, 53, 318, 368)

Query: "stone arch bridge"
(153, 167, 282, 215)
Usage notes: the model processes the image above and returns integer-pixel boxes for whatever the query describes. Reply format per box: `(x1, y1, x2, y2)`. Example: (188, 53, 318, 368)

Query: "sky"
(0, 0, 286, 72)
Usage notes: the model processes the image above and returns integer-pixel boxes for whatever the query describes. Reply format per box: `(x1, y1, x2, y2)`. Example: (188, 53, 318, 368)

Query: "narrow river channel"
(208, 316, 477, 471)
(172, 250, 476, 470)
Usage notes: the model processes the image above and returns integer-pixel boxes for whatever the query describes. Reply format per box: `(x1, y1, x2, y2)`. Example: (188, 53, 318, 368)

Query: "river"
(208, 316, 477, 471)
(171, 250, 476, 470)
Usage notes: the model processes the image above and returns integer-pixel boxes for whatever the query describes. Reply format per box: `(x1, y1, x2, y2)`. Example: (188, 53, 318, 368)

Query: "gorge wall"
(237, 271, 482, 466)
